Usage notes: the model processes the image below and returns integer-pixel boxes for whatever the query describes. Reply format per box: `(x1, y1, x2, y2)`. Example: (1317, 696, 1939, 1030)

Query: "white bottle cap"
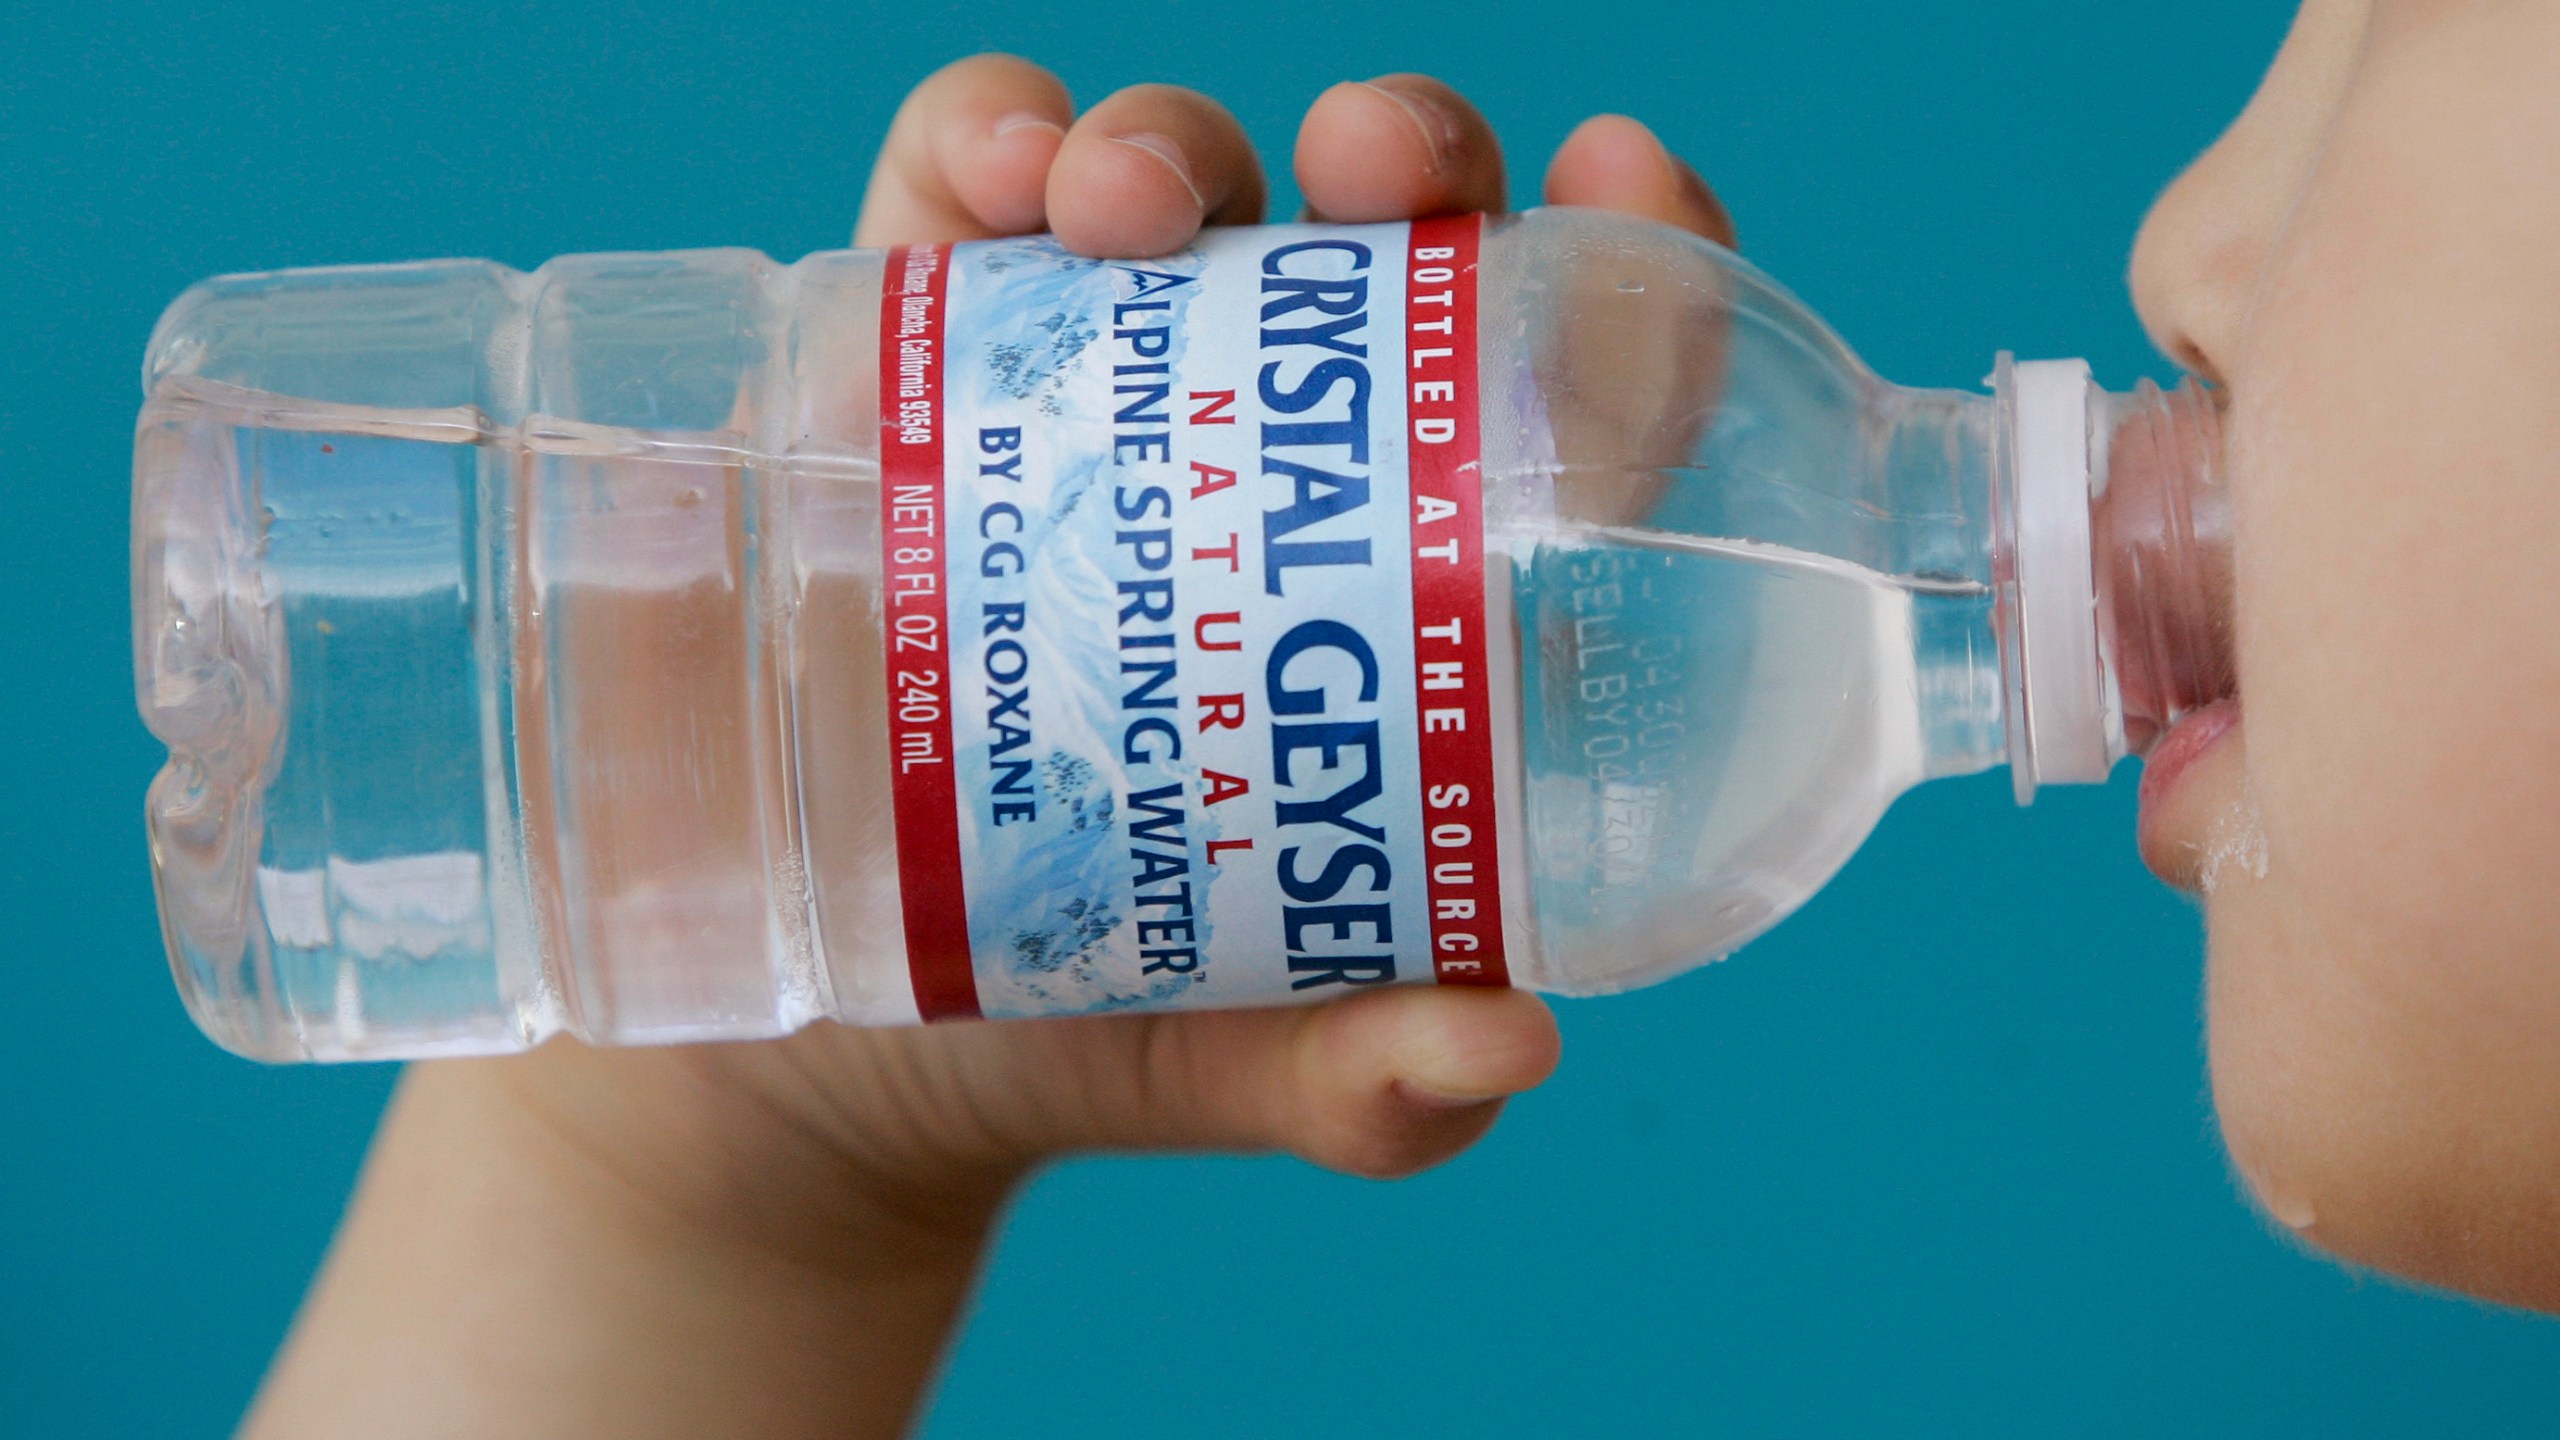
(2008, 358, 2111, 792)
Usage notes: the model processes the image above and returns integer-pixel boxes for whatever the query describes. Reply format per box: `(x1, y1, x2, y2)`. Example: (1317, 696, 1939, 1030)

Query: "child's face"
(2129, 0, 2560, 1305)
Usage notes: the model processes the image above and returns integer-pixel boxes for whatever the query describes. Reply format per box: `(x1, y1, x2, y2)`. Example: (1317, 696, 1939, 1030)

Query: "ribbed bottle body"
(138, 249, 914, 1058)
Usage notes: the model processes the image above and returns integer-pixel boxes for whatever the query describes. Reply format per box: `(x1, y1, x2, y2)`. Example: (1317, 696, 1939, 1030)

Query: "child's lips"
(2136, 695, 2242, 849)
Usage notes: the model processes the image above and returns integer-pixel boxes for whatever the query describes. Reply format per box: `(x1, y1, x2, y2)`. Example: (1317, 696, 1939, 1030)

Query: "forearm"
(241, 1051, 998, 1440)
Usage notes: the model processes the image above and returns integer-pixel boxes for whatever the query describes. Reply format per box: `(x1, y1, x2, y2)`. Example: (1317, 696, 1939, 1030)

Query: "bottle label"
(876, 217, 1507, 1020)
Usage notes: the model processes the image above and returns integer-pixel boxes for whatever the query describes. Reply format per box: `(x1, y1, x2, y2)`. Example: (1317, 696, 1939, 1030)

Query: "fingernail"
(1358, 79, 1460, 175)
(1108, 132, 1206, 213)
(991, 111, 1065, 140)
(1670, 154, 1709, 203)
(1392, 1077, 1506, 1112)
(1671, 158, 1736, 247)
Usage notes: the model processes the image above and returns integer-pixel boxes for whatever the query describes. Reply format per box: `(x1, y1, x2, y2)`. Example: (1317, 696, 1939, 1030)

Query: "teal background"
(7, 0, 2558, 1433)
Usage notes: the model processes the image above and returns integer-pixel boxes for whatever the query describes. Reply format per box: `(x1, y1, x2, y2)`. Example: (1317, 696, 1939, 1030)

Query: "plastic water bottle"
(133, 208, 2225, 1061)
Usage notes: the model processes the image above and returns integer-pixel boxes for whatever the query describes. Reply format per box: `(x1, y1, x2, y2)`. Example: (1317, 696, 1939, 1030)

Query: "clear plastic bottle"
(133, 207, 2225, 1061)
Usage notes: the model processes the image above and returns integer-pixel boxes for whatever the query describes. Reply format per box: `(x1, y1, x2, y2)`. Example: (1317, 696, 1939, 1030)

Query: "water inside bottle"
(140, 378, 1999, 1048)
(1503, 515, 1996, 994)
(139, 382, 517, 1055)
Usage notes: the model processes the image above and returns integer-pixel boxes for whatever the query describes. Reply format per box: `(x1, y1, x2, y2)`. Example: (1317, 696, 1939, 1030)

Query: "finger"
(1294, 74, 1508, 223)
(1543, 114, 1737, 248)
(1045, 84, 1266, 258)
(855, 53, 1073, 247)
(1534, 115, 1737, 530)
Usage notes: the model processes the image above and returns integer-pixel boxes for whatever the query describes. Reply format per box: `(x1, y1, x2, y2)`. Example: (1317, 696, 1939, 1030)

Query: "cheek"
(2209, 215, 2560, 1299)
(2227, 5, 2560, 958)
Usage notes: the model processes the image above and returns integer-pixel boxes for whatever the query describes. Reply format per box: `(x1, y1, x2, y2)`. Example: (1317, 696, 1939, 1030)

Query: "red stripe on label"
(1405, 215, 1510, 987)
(877, 244, 981, 1021)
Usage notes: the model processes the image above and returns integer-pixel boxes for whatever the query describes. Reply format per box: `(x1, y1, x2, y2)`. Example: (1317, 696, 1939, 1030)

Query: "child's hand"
(243, 57, 1738, 1440)
(852, 54, 1733, 254)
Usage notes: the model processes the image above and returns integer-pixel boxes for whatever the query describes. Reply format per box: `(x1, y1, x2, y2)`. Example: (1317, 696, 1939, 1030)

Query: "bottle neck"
(1990, 357, 2232, 801)
(2091, 376, 2234, 757)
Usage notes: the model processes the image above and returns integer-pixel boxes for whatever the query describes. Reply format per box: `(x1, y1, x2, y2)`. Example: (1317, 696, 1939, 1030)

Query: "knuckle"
(1089, 82, 1238, 137)
(1372, 72, 1462, 104)
(1111, 81, 1210, 109)
(940, 51, 1050, 87)
(909, 53, 1067, 121)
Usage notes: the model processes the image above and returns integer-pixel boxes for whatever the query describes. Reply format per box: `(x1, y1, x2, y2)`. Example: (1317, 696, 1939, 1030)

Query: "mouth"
(2135, 694, 2241, 863)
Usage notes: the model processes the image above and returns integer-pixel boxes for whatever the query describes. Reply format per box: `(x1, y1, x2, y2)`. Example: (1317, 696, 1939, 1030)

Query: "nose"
(2125, 0, 2370, 385)
(2127, 159, 2259, 386)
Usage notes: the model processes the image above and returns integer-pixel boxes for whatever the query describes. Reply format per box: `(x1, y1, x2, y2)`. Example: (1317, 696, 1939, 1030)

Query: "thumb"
(473, 987, 1565, 1254)
(897, 987, 1563, 1182)
(1128, 987, 1564, 1178)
